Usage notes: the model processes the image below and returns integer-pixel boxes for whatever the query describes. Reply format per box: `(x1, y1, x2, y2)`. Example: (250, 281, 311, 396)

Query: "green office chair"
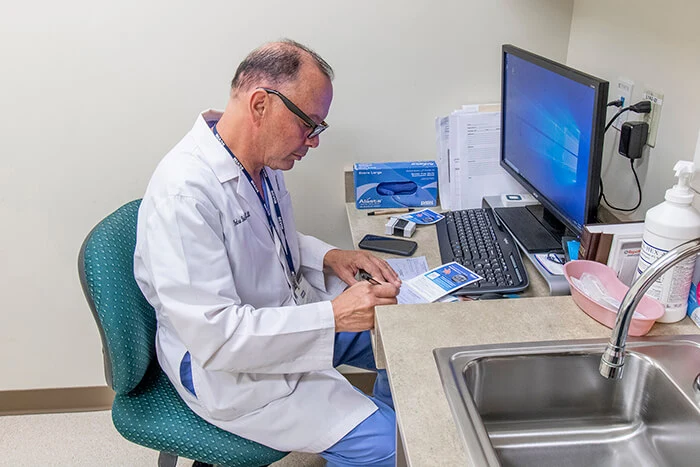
(78, 199, 288, 467)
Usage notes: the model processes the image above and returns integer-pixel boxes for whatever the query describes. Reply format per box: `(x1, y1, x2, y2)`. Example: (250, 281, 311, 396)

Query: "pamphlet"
(403, 262, 482, 303)
(386, 257, 477, 304)
(400, 208, 444, 225)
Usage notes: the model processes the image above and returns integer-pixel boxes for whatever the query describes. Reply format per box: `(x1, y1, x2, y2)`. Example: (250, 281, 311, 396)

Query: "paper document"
(400, 208, 444, 225)
(386, 256, 464, 305)
(403, 262, 482, 303)
(436, 104, 528, 210)
(386, 256, 430, 304)
(454, 109, 525, 209)
(386, 256, 429, 280)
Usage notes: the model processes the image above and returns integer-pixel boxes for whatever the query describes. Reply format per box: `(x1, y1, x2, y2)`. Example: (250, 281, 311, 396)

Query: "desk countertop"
(344, 203, 550, 297)
(344, 202, 700, 466)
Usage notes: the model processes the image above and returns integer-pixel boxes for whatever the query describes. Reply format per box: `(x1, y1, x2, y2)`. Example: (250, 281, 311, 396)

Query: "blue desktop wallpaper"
(503, 53, 596, 230)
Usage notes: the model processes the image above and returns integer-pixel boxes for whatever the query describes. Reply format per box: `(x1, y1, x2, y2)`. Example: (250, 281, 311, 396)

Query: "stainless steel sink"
(434, 335, 700, 467)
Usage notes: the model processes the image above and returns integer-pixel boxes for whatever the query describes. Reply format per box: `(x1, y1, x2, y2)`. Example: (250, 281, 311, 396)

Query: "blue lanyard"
(212, 125, 296, 282)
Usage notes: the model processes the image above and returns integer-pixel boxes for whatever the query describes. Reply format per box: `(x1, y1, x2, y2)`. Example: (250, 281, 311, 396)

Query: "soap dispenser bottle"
(634, 160, 700, 322)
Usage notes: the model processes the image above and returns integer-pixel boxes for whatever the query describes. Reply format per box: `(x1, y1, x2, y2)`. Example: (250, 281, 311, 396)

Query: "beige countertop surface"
(344, 203, 549, 297)
(344, 202, 700, 466)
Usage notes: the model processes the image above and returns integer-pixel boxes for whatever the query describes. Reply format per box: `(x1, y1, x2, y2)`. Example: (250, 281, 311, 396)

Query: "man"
(134, 39, 400, 466)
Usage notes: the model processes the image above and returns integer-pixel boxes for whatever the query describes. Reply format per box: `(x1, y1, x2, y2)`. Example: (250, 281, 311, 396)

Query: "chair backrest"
(78, 199, 156, 395)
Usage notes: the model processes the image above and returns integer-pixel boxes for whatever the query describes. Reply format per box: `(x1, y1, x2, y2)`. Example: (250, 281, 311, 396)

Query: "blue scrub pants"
(320, 331, 396, 467)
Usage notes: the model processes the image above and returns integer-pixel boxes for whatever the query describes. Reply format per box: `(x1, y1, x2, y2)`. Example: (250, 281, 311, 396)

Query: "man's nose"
(305, 135, 320, 148)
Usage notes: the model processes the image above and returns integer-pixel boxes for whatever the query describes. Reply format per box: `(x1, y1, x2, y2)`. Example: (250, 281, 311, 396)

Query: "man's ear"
(249, 89, 267, 125)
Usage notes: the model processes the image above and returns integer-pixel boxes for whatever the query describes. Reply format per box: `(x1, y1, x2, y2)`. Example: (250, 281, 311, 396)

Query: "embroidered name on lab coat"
(233, 211, 251, 225)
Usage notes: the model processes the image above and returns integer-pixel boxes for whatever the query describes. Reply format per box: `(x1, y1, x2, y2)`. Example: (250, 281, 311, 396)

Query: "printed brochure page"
(404, 261, 482, 303)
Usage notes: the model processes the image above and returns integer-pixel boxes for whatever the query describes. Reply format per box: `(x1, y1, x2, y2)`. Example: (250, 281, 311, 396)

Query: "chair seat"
(112, 364, 287, 467)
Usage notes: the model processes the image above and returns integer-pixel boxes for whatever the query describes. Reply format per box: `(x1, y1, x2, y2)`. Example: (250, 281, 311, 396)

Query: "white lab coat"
(133, 110, 377, 453)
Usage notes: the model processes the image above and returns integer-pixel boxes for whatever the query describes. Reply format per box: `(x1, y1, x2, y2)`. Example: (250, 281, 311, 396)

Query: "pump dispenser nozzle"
(666, 160, 695, 204)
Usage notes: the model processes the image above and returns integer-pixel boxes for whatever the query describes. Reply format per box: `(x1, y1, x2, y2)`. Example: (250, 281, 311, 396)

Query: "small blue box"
(353, 161, 438, 209)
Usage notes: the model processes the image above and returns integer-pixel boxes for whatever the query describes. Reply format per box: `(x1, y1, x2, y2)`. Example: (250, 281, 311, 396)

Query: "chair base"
(159, 452, 216, 467)
(158, 452, 178, 467)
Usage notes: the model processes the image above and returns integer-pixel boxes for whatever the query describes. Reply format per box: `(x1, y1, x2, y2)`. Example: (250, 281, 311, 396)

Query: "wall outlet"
(613, 77, 634, 131)
(642, 89, 664, 148)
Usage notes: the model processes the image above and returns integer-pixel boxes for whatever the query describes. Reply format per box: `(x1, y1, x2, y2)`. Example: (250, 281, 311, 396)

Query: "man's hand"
(331, 280, 399, 332)
(323, 249, 401, 287)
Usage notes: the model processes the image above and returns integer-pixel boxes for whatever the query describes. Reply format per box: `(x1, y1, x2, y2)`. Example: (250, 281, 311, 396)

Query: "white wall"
(0, 0, 574, 390)
(567, 0, 700, 218)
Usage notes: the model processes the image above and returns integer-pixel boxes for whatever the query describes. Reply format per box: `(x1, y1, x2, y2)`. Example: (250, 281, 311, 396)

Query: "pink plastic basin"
(563, 260, 665, 336)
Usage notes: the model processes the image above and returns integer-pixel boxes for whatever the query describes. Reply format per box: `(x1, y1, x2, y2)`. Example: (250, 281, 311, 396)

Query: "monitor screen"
(500, 45, 608, 234)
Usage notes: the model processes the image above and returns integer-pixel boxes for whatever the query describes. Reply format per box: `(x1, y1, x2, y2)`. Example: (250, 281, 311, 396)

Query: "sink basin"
(434, 335, 700, 467)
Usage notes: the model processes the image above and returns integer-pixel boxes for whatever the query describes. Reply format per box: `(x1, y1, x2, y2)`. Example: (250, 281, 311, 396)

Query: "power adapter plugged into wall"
(619, 121, 649, 160)
(601, 104, 651, 212)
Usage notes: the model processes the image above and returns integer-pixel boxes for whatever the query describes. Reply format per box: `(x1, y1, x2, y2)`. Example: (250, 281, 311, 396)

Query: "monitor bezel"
(500, 44, 608, 235)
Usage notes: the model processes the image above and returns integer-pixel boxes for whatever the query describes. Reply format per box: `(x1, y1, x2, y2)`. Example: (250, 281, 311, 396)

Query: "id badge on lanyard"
(266, 222, 317, 305)
(260, 178, 319, 305)
(262, 185, 320, 305)
(293, 274, 319, 305)
(212, 124, 319, 306)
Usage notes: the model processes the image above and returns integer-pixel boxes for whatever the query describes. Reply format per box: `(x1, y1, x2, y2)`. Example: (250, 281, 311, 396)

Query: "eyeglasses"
(259, 87, 329, 139)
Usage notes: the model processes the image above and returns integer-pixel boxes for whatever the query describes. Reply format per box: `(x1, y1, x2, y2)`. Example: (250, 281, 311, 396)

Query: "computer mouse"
(376, 181, 417, 196)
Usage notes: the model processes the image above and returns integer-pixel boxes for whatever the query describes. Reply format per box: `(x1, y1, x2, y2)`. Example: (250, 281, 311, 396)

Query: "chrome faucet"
(600, 237, 700, 379)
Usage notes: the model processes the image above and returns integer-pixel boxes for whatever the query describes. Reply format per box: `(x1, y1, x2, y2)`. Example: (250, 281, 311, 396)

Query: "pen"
(367, 208, 414, 216)
(358, 269, 381, 284)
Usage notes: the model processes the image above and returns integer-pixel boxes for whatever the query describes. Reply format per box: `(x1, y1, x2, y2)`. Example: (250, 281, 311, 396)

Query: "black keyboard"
(436, 208, 529, 296)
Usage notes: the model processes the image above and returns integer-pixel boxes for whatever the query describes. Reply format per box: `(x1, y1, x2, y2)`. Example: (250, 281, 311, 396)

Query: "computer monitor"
(498, 44, 608, 250)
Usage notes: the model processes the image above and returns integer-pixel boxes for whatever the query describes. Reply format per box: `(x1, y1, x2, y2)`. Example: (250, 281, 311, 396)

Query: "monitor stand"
(482, 196, 571, 296)
(492, 204, 565, 253)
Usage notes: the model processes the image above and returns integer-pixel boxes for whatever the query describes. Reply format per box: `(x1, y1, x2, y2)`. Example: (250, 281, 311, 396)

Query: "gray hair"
(231, 39, 334, 93)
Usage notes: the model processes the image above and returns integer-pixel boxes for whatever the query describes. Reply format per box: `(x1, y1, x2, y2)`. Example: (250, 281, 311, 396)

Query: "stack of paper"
(435, 104, 527, 210)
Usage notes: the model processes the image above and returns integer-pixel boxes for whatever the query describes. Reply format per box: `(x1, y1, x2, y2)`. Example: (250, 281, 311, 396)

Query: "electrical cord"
(607, 99, 624, 108)
(600, 159, 642, 212)
(604, 100, 652, 133)
(598, 100, 651, 212)
(604, 108, 630, 132)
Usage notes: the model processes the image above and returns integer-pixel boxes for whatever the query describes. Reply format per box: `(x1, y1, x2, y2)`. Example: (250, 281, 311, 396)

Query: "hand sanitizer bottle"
(634, 160, 700, 322)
